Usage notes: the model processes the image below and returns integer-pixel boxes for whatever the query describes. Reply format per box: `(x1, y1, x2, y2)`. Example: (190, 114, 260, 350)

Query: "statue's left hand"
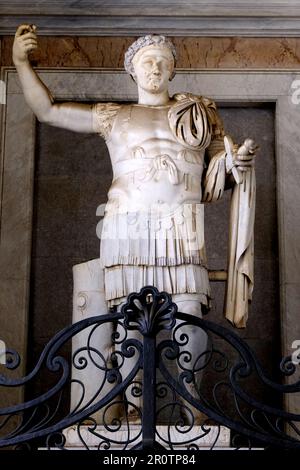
(233, 138, 257, 172)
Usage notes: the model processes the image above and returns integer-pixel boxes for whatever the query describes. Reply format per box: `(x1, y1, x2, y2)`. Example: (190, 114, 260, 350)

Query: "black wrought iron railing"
(0, 286, 299, 450)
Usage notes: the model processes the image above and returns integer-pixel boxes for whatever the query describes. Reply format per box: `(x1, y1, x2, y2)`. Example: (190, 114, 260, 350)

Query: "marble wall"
(2, 36, 300, 69)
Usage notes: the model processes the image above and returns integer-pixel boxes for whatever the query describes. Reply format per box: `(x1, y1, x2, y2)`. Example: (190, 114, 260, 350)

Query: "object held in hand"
(237, 138, 259, 161)
(224, 135, 241, 185)
(20, 24, 37, 35)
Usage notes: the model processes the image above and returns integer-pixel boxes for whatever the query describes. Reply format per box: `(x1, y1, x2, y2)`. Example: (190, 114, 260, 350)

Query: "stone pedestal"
(71, 259, 116, 424)
(63, 424, 231, 449)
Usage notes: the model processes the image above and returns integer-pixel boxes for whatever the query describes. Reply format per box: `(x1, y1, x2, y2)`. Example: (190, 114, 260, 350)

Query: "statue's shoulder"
(92, 102, 123, 139)
(171, 93, 223, 139)
(93, 102, 123, 117)
(172, 93, 218, 123)
(173, 93, 216, 108)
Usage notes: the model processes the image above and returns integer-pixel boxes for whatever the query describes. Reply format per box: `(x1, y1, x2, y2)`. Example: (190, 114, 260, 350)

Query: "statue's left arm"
(202, 99, 256, 328)
(168, 94, 256, 327)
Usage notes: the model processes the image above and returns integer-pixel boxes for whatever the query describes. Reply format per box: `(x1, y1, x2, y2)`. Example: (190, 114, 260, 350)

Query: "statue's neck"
(137, 87, 170, 106)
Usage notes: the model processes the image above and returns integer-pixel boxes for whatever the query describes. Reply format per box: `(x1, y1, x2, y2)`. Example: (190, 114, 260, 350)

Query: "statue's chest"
(110, 105, 175, 150)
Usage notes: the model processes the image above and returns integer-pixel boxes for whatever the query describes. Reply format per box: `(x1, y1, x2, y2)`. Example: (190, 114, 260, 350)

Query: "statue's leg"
(173, 298, 208, 425)
(71, 259, 118, 424)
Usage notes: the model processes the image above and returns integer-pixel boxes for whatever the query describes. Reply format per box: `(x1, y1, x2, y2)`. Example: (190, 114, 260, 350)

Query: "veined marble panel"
(2, 37, 300, 70)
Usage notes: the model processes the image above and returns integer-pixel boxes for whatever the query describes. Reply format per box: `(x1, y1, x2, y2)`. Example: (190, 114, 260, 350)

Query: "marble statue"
(13, 26, 256, 423)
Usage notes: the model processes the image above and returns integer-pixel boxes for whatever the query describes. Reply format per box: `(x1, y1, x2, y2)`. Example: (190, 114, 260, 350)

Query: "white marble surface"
(63, 424, 231, 449)
(71, 259, 115, 423)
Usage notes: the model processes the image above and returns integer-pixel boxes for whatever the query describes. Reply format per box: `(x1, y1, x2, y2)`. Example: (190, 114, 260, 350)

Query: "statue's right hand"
(13, 24, 37, 66)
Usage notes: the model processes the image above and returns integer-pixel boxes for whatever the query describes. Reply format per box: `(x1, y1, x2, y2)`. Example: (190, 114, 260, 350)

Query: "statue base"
(62, 424, 231, 449)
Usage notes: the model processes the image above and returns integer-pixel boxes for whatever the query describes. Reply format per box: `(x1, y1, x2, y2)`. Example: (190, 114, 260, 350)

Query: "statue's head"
(124, 35, 177, 93)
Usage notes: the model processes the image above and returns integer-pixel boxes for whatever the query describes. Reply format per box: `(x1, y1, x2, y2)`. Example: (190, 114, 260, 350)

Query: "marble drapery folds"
(170, 94, 255, 328)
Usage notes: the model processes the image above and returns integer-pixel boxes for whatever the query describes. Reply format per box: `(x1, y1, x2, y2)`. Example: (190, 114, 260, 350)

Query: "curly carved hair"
(124, 35, 177, 80)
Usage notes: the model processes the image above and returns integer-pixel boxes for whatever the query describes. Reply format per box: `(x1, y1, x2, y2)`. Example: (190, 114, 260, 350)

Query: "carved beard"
(146, 73, 162, 90)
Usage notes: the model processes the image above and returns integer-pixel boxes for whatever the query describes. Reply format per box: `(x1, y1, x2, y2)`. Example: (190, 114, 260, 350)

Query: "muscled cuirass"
(106, 104, 206, 209)
(100, 98, 213, 269)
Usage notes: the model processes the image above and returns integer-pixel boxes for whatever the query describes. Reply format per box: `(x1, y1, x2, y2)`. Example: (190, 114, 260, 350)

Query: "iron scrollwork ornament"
(122, 286, 177, 336)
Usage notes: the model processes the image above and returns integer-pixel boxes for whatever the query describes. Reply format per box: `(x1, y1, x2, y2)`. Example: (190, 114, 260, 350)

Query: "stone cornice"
(1, 1, 300, 37)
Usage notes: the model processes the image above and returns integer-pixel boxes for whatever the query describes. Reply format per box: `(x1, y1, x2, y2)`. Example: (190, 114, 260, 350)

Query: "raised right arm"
(12, 24, 94, 133)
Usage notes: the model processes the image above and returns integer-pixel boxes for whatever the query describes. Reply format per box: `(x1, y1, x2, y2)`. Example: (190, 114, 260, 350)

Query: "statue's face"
(132, 46, 174, 94)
